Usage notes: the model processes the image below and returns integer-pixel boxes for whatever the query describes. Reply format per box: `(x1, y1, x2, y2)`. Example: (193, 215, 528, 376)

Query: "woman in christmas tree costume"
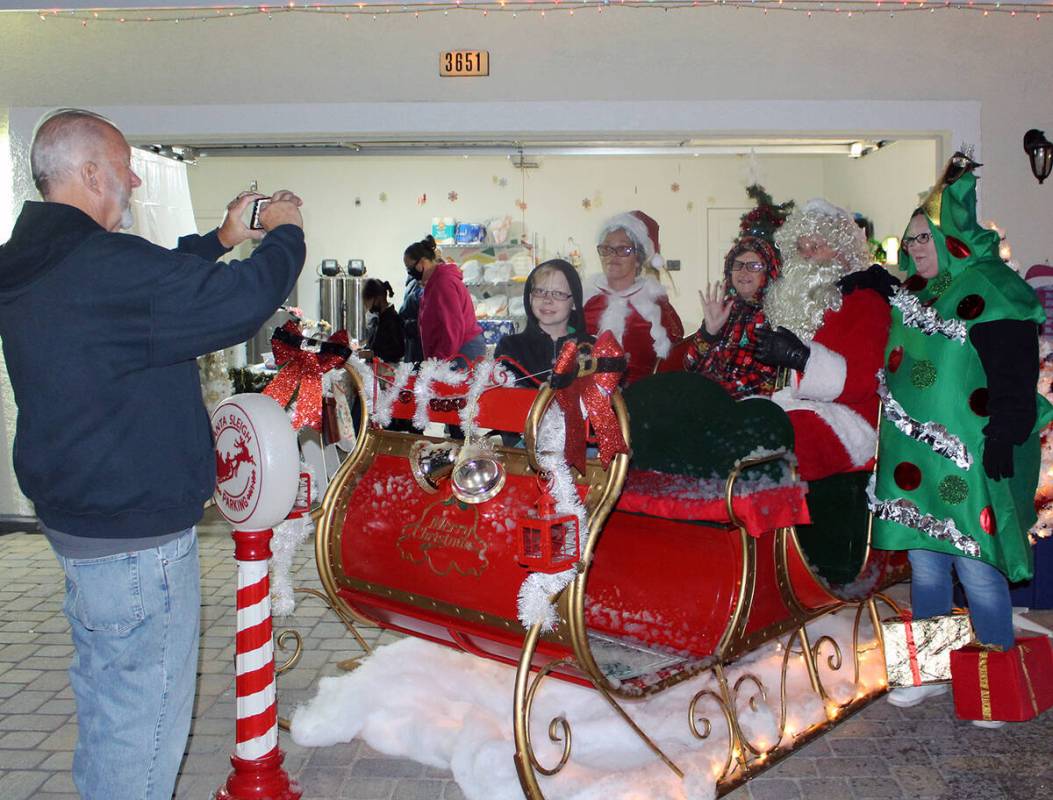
(872, 154, 1053, 712)
(584, 211, 684, 384)
(683, 236, 781, 399)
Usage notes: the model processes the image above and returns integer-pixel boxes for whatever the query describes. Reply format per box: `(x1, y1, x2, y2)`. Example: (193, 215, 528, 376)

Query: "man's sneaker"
(886, 683, 949, 708)
(971, 719, 1007, 729)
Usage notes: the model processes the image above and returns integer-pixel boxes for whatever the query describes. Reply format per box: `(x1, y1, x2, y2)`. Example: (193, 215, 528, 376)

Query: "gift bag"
(950, 635, 1053, 722)
(881, 610, 973, 688)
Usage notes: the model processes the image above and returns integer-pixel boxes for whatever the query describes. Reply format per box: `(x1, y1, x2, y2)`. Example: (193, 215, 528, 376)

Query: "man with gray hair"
(0, 109, 306, 799)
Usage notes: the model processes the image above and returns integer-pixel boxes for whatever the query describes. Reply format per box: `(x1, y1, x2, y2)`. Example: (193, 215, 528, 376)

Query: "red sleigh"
(310, 349, 907, 797)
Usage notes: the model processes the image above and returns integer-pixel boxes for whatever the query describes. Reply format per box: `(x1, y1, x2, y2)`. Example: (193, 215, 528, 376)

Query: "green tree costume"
(871, 157, 1053, 582)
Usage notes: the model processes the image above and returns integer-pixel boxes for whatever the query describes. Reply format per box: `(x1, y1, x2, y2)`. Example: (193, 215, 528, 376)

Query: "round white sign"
(211, 393, 299, 530)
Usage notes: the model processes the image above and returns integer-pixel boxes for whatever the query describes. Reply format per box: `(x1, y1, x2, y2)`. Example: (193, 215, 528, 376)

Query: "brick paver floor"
(2, 509, 1052, 800)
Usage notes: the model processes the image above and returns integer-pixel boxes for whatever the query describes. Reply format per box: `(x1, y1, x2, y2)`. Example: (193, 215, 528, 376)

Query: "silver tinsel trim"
(877, 371, 973, 470)
(890, 288, 966, 343)
(867, 475, 980, 557)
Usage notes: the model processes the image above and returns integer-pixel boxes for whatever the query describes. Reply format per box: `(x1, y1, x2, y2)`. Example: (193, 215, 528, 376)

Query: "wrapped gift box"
(950, 635, 1053, 722)
(881, 612, 973, 688)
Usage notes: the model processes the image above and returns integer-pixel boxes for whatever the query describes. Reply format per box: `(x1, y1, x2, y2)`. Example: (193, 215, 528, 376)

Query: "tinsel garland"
(867, 475, 980, 557)
(270, 464, 318, 617)
(515, 404, 589, 632)
(458, 358, 496, 441)
(878, 370, 973, 470)
(374, 361, 415, 428)
(890, 288, 967, 343)
(413, 359, 464, 430)
(345, 356, 376, 419)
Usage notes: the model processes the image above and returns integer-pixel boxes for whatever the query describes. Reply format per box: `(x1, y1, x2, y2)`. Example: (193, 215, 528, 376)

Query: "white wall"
(2, 10, 1050, 275)
(186, 147, 934, 326)
(820, 140, 940, 245)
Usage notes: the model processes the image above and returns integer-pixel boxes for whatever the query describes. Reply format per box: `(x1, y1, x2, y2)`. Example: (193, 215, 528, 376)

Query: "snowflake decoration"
(516, 199, 528, 211)
(379, 192, 388, 203)
(582, 198, 592, 210)
(671, 182, 681, 193)
(448, 191, 458, 202)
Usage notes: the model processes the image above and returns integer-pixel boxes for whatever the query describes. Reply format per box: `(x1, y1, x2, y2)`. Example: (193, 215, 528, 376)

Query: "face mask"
(407, 264, 424, 281)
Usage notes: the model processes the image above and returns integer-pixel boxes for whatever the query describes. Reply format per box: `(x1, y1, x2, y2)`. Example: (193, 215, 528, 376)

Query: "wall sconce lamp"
(1024, 129, 1053, 184)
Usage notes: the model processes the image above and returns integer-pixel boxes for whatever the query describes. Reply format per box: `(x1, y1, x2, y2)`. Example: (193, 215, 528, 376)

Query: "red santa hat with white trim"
(605, 210, 666, 270)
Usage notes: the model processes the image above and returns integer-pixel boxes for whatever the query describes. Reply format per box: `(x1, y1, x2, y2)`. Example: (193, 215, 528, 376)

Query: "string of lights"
(22, 0, 1053, 25)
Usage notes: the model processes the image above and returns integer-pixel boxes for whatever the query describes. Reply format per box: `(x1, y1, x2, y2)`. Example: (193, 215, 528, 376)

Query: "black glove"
(755, 326, 810, 372)
(982, 436, 1015, 481)
(837, 264, 902, 302)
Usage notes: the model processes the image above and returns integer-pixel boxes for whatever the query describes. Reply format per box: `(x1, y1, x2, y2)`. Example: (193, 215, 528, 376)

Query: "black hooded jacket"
(0, 201, 305, 540)
(494, 259, 592, 386)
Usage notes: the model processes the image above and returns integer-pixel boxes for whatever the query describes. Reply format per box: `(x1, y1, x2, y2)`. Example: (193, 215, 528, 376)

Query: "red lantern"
(516, 480, 580, 573)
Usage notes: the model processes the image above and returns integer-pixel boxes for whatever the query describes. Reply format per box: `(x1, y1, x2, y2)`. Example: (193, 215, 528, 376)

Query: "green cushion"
(623, 372, 794, 479)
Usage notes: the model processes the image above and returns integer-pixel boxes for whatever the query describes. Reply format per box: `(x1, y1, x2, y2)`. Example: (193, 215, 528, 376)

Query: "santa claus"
(757, 199, 894, 481)
(584, 211, 684, 385)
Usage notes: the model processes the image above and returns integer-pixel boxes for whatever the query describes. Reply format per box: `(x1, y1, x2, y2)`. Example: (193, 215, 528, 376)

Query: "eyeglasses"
(902, 232, 933, 250)
(730, 260, 767, 273)
(530, 287, 573, 302)
(596, 245, 636, 258)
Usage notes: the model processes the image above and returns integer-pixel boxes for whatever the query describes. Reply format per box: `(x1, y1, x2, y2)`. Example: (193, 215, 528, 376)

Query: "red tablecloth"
(615, 469, 811, 537)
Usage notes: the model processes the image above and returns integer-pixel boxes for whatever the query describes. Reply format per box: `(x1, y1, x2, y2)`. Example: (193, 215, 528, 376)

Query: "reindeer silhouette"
(216, 437, 255, 485)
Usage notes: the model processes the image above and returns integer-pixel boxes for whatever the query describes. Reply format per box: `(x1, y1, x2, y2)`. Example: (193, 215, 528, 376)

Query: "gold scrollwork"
(523, 659, 575, 777)
(731, 673, 774, 759)
(688, 688, 736, 782)
(274, 629, 303, 676)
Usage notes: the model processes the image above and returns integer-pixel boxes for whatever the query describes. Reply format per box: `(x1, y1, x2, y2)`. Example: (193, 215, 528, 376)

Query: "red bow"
(550, 331, 629, 474)
(263, 321, 351, 430)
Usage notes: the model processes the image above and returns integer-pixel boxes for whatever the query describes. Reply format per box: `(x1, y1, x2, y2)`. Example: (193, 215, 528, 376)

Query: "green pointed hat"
(900, 153, 1001, 280)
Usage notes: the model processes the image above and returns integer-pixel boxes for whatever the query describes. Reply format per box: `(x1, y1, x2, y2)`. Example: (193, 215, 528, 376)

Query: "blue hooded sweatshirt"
(0, 201, 305, 540)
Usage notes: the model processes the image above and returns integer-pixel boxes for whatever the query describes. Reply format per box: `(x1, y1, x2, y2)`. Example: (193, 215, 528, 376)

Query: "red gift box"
(950, 635, 1053, 722)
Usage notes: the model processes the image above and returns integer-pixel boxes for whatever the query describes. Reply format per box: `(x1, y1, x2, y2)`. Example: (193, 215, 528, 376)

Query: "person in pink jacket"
(403, 235, 486, 366)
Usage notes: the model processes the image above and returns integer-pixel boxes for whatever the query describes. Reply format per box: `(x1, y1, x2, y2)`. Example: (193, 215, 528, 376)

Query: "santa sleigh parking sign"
(211, 393, 299, 531)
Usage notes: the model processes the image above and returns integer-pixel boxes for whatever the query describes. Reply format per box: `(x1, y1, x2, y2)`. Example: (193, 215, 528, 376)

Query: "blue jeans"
(55, 528, 201, 800)
(908, 548, 1015, 650)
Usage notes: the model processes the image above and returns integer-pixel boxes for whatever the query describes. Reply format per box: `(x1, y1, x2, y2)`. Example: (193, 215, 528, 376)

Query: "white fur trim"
(771, 388, 876, 467)
(792, 341, 847, 402)
(587, 275, 674, 358)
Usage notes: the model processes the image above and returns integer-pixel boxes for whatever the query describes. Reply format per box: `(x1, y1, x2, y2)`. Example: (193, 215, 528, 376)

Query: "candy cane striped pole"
(216, 528, 301, 800)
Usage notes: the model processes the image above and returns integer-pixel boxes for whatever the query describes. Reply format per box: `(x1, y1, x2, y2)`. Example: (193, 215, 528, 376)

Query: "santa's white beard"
(763, 259, 845, 340)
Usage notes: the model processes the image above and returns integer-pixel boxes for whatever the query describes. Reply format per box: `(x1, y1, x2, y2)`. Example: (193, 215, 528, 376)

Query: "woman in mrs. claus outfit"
(583, 211, 684, 385)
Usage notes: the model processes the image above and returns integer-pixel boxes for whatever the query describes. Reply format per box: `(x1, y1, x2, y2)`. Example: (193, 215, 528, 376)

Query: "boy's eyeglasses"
(530, 288, 573, 302)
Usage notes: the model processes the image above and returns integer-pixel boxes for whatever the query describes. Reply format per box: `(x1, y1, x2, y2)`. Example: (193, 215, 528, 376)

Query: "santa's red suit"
(583, 276, 684, 385)
(772, 288, 890, 481)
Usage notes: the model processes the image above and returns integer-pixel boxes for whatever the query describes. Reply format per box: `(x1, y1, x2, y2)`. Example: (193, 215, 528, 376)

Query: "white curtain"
(129, 148, 198, 246)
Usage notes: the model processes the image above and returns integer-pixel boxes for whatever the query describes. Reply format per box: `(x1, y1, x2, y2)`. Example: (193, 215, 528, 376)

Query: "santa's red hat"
(602, 210, 665, 269)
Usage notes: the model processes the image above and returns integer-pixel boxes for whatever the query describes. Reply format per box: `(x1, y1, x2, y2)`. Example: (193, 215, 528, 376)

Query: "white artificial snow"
(290, 609, 884, 800)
